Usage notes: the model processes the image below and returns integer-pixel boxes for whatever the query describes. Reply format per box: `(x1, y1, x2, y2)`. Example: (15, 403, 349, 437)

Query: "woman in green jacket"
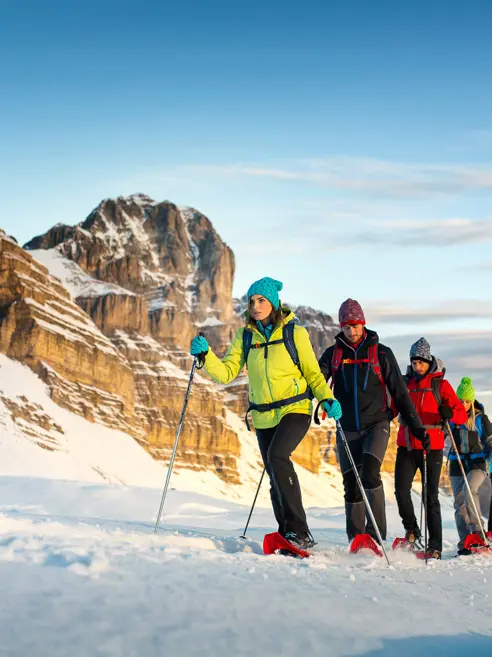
(190, 277, 342, 549)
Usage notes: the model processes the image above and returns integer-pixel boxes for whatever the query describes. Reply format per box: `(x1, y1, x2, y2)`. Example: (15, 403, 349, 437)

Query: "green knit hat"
(456, 376, 475, 402)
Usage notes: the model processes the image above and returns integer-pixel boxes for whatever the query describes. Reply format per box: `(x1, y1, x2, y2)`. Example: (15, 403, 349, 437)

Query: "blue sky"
(1, 0, 492, 395)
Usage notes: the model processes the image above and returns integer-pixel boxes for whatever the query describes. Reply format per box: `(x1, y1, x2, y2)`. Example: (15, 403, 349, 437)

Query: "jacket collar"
(248, 308, 296, 341)
(336, 327, 379, 351)
(406, 356, 444, 384)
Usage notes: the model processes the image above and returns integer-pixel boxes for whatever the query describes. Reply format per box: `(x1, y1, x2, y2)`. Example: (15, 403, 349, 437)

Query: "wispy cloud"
(364, 300, 492, 325)
(350, 217, 492, 247)
(177, 156, 492, 200)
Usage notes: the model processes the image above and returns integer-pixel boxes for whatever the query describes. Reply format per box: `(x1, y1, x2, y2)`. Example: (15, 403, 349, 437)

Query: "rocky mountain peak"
(24, 195, 235, 323)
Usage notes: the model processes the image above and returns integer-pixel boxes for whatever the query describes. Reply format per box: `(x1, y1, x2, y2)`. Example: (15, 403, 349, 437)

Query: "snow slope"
(0, 477, 491, 657)
(0, 353, 346, 507)
(1, 355, 492, 656)
(29, 248, 134, 298)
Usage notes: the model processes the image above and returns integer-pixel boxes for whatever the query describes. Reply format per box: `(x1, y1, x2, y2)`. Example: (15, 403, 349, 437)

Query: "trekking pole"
(240, 468, 266, 539)
(445, 421, 490, 547)
(336, 421, 390, 566)
(154, 344, 206, 534)
(423, 449, 428, 564)
(419, 485, 424, 536)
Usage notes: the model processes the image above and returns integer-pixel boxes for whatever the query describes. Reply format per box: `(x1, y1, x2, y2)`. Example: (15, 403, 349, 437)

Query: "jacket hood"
(405, 356, 445, 381)
(474, 399, 484, 415)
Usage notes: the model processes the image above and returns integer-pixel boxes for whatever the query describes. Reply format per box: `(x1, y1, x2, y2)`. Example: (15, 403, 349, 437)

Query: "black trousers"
(256, 413, 311, 535)
(337, 421, 390, 542)
(394, 446, 443, 552)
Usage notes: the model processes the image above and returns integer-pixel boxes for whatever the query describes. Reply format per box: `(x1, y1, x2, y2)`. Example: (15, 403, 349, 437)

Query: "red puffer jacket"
(397, 365, 468, 450)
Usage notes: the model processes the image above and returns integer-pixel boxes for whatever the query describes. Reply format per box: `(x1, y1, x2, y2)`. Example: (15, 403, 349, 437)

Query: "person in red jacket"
(394, 337, 467, 558)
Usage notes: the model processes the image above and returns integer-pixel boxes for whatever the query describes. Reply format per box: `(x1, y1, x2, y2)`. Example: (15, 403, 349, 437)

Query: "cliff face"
(25, 195, 236, 352)
(1, 196, 343, 483)
(0, 232, 135, 430)
(1, 230, 240, 482)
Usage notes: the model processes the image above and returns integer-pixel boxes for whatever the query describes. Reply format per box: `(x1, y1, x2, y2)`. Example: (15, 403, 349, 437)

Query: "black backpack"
(242, 319, 301, 368)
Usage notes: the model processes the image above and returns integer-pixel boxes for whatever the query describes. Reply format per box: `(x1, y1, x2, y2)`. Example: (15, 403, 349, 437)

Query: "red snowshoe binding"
(349, 533, 383, 557)
(263, 532, 311, 559)
(392, 529, 423, 552)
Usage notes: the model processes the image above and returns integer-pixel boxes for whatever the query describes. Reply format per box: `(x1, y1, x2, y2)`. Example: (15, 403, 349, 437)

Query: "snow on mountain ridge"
(29, 249, 135, 299)
(0, 352, 344, 508)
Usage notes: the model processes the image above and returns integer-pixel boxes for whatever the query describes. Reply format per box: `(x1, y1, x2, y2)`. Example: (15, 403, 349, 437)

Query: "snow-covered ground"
(1, 475, 492, 656)
(1, 355, 492, 655)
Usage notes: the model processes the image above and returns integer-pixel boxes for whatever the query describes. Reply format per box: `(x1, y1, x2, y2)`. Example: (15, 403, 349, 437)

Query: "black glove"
(438, 404, 453, 421)
(413, 428, 431, 451)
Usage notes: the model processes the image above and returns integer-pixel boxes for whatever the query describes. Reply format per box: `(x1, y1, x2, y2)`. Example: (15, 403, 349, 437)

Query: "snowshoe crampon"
(349, 533, 382, 557)
(413, 550, 441, 560)
(392, 537, 411, 551)
(263, 532, 310, 559)
(463, 531, 492, 555)
(392, 535, 423, 552)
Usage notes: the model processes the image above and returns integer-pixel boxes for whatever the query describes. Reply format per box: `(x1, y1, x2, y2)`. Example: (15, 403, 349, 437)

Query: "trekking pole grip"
(314, 399, 332, 425)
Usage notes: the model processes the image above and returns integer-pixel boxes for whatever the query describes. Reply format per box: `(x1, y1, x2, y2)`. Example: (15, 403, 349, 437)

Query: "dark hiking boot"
(284, 531, 317, 550)
(405, 528, 423, 549)
(426, 550, 441, 560)
(457, 548, 472, 556)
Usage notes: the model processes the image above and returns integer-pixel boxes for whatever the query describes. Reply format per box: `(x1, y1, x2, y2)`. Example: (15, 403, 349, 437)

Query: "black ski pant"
(394, 446, 443, 552)
(256, 413, 311, 535)
(337, 421, 390, 543)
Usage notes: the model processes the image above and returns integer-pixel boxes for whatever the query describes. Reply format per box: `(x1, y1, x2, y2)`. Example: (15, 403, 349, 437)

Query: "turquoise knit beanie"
(247, 277, 283, 310)
(456, 377, 475, 402)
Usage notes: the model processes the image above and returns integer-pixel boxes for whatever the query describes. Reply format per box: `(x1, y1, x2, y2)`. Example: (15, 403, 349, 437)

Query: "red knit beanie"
(338, 298, 366, 327)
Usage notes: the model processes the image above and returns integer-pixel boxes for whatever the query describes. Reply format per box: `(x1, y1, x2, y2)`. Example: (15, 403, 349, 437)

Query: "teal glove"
(323, 399, 342, 421)
(190, 335, 209, 357)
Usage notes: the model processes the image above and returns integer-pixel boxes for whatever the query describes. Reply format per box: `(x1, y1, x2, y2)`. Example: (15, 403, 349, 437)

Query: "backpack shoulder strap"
(282, 320, 300, 368)
(368, 344, 385, 387)
(242, 328, 253, 368)
(330, 344, 344, 388)
(431, 376, 442, 407)
(372, 344, 396, 415)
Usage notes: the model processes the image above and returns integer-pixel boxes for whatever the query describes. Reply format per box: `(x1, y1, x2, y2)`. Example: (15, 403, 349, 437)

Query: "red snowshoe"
(263, 532, 310, 559)
(392, 536, 412, 551)
(392, 531, 423, 553)
(462, 531, 492, 555)
(349, 533, 382, 557)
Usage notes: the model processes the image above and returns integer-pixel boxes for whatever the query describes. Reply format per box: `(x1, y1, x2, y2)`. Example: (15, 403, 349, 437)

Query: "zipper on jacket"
(264, 334, 278, 424)
(354, 347, 360, 431)
(363, 363, 370, 392)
